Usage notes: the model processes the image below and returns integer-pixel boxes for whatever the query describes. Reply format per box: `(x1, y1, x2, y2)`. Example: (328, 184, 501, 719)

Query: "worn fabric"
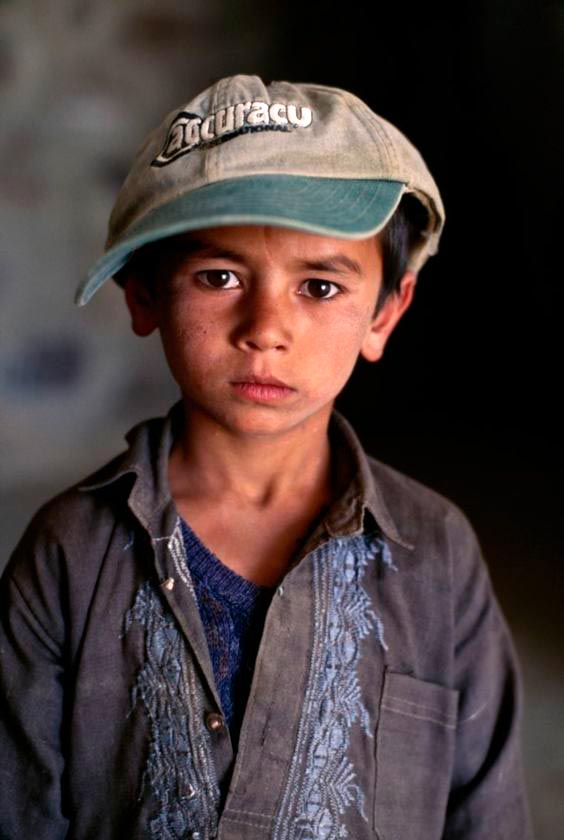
(0, 402, 533, 840)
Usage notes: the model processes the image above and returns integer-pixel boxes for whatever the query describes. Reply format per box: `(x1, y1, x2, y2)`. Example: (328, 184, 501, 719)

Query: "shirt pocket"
(373, 669, 459, 840)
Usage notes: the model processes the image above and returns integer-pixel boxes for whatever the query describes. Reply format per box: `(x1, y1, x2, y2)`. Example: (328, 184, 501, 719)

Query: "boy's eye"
(197, 269, 240, 289)
(299, 279, 342, 299)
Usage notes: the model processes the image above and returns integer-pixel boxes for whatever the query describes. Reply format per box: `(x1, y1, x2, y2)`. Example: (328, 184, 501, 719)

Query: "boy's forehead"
(155, 224, 383, 270)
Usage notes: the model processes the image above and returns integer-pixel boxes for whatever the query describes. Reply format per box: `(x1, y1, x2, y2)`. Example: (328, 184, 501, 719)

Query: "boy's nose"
(231, 291, 293, 353)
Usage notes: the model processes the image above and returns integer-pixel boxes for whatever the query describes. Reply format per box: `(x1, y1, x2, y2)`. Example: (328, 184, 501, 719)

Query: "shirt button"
(205, 711, 225, 733)
(182, 782, 197, 800)
(161, 577, 175, 591)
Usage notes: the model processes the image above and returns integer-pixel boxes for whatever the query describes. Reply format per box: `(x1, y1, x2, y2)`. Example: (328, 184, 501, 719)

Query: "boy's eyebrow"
(164, 237, 244, 263)
(291, 255, 363, 277)
(165, 237, 364, 277)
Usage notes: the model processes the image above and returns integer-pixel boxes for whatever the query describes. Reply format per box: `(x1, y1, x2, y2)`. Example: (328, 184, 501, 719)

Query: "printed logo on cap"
(152, 100, 314, 167)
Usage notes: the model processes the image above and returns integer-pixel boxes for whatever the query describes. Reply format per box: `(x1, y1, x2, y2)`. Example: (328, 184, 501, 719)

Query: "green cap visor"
(76, 175, 406, 306)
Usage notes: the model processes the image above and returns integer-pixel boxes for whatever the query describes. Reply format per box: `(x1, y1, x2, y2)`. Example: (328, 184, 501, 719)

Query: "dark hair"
(375, 192, 429, 315)
(117, 191, 429, 311)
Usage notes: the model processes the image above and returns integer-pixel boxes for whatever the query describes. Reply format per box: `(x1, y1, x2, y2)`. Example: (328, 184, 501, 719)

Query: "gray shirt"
(0, 403, 533, 839)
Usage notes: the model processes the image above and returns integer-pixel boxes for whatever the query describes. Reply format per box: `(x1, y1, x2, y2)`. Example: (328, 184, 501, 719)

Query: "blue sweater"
(180, 518, 274, 748)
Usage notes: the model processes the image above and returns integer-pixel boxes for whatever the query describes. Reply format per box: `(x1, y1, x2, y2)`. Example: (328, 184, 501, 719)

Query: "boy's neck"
(168, 402, 334, 510)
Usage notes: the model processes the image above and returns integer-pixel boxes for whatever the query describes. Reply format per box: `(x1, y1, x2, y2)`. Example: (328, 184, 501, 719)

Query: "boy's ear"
(360, 271, 417, 362)
(123, 272, 159, 337)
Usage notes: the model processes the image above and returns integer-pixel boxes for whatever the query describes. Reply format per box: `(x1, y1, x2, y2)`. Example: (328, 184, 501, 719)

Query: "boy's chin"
(182, 399, 335, 439)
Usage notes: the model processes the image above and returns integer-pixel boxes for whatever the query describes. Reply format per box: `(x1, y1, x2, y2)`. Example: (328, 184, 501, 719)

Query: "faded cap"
(76, 74, 445, 306)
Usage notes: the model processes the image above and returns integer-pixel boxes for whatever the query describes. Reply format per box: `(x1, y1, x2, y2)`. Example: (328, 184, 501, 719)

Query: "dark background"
(262, 3, 564, 782)
(265, 3, 564, 832)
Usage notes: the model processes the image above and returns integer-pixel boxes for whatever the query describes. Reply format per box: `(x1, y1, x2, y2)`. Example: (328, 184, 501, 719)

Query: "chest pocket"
(373, 669, 459, 840)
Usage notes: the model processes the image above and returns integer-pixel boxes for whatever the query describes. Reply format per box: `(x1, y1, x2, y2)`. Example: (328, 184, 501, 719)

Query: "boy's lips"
(231, 374, 294, 388)
(230, 374, 296, 402)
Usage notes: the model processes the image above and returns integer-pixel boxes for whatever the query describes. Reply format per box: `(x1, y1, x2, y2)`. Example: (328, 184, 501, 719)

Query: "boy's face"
(125, 225, 415, 438)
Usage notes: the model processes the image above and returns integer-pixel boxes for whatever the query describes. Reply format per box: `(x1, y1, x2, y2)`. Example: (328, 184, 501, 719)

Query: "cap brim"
(76, 175, 406, 305)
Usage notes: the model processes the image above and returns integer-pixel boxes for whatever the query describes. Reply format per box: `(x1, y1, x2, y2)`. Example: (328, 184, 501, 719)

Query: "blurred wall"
(1, 1, 562, 837)
(1, 0, 279, 504)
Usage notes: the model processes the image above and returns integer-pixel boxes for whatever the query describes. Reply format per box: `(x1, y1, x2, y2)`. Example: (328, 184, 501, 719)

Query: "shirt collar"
(79, 401, 414, 551)
(78, 402, 179, 533)
(324, 411, 415, 551)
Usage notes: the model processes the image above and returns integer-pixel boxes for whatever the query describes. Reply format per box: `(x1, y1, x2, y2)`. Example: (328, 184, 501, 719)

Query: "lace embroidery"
(165, 518, 199, 600)
(125, 545, 220, 838)
(273, 534, 390, 840)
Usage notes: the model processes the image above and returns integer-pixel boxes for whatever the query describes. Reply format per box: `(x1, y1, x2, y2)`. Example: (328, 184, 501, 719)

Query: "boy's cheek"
(317, 297, 377, 340)
(312, 317, 375, 363)
(160, 305, 212, 344)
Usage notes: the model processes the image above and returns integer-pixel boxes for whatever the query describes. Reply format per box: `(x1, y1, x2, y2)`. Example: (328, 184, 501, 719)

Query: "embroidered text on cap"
(152, 100, 314, 167)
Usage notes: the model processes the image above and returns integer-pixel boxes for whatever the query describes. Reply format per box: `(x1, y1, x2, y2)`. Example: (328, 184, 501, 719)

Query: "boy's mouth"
(230, 374, 296, 402)
(233, 374, 293, 388)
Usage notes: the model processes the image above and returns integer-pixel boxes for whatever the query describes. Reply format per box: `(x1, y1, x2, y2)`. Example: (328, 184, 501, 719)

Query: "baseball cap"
(75, 74, 445, 306)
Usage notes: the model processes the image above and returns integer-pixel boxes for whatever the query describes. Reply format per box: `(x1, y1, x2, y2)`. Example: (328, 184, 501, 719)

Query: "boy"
(0, 75, 533, 839)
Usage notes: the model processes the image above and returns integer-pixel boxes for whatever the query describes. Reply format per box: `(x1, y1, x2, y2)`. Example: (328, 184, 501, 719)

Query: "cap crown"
(108, 75, 444, 262)
(77, 74, 445, 305)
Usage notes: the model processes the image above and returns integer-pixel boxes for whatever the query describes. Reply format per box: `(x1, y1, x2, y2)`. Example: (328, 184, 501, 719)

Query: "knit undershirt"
(180, 518, 274, 749)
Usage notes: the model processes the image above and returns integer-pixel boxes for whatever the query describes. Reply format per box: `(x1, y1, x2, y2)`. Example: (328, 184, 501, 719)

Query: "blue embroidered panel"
(273, 533, 392, 840)
(125, 546, 220, 839)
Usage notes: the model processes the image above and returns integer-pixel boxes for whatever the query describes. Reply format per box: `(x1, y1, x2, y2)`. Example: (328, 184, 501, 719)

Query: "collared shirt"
(0, 403, 533, 840)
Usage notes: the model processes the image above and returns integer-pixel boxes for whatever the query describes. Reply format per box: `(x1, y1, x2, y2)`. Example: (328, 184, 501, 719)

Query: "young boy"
(0, 75, 533, 839)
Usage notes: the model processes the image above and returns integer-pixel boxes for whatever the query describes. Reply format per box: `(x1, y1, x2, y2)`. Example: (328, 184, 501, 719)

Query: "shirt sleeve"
(0, 519, 70, 839)
(443, 507, 534, 839)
